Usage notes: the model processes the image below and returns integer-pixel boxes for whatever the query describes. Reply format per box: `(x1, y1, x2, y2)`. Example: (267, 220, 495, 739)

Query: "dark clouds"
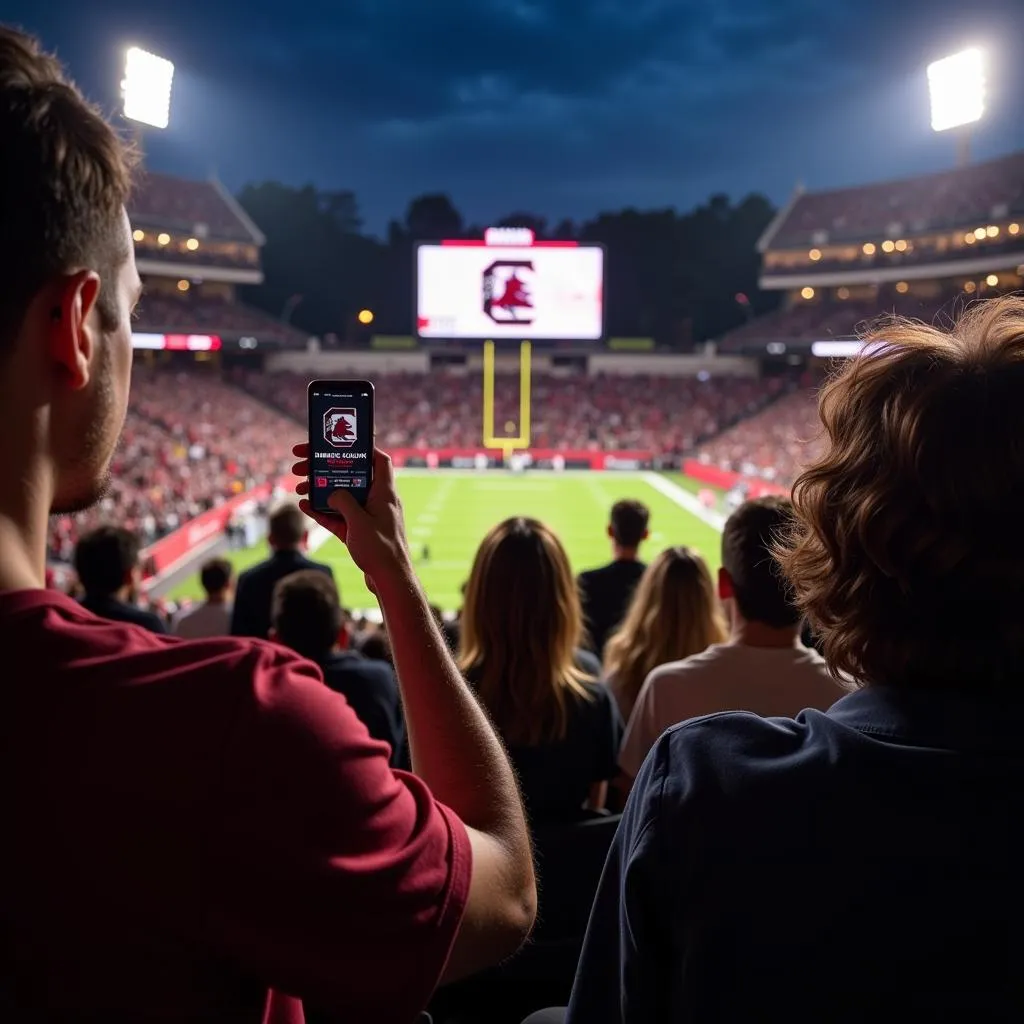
(7, 0, 1024, 232)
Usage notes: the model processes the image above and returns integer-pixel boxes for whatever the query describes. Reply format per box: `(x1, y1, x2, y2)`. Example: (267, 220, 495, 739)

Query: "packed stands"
(47, 369, 298, 563)
(135, 292, 310, 346)
(696, 385, 823, 486)
(131, 171, 261, 244)
(127, 172, 308, 349)
(724, 150, 1024, 353)
(767, 150, 1024, 247)
(232, 369, 788, 456)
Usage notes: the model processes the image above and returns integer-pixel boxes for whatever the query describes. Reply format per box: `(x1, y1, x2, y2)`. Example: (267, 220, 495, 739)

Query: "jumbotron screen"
(416, 229, 604, 341)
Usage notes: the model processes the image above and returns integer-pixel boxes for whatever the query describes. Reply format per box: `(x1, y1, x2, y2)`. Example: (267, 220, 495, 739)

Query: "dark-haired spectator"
(74, 526, 166, 634)
(360, 628, 393, 666)
(567, 299, 1024, 1023)
(0, 29, 533, 1020)
(174, 557, 233, 639)
(619, 497, 840, 781)
(578, 500, 650, 658)
(230, 502, 332, 639)
(460, 517, 622, 823)
(272, 570, 404, 766)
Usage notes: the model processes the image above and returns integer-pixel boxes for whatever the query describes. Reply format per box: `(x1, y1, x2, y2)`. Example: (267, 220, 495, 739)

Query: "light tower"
(121, 46, 175, 152)
(927, 47, 985, 167)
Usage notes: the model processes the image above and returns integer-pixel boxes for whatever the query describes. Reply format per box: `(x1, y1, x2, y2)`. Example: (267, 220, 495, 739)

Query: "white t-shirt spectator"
(619, 643, 844, 778)
(174, 601, 232, 640)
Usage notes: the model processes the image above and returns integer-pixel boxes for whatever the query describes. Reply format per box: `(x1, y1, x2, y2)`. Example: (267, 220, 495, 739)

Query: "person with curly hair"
(561, 296, 1024, 1023)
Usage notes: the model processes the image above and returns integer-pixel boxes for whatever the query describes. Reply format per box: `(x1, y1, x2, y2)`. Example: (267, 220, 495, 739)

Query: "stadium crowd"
(47, 368, 295, 562)
(697, 383, 825, 486)
(134, 292, 309, 345)
(234, 367, 789, 455)
(5, 24, 1024, 1024)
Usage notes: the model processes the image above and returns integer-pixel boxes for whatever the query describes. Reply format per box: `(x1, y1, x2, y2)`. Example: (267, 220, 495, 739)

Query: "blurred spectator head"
(271, 570, 342, 662)
(460, 517, 591, 745)
(778, 295, 1024, 687)
(609, 499, 650, 552)
(268, 503, 307, 551)
(199, 557, 233, 601)
(74, 526, 141, 598)
(721, 497, 799, 629)
(604, 546, 728, 717)
(0, 27, 137, 515)
(360, 630, 392, 664)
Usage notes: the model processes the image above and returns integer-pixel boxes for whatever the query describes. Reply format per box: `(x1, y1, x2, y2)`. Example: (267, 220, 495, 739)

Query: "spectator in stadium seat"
(460, 518, 623, 823)
(618, 497, 840, 783)
(230, 502, 332, 640)
(271, 569, 405, 766)
(74, 525, 167, 634)
(578, 500, 649, 658)
(173, 556, 233, 639)
(0, 27, 534, 1022)
(602, 546, 727, 723)
(565, 297, 1024, 1023)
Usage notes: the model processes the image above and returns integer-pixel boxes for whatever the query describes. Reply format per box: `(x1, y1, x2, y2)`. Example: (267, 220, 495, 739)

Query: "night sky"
(7, 0, 1024, 234)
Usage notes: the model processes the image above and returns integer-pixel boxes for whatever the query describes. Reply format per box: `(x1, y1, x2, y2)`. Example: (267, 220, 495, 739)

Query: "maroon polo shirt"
(0, 589, 471, 1023)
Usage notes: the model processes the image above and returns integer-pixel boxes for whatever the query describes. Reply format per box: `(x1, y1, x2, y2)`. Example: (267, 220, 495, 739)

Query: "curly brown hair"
(776, 295, 1024, 688)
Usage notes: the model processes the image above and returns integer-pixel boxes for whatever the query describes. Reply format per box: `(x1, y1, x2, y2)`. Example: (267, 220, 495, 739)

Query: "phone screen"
(308, 380, 374, 511)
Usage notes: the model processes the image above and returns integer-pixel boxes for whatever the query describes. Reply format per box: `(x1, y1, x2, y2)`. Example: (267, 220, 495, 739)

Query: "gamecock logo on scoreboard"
(483, 259, 535, 325)
(324, 407, 357, 449)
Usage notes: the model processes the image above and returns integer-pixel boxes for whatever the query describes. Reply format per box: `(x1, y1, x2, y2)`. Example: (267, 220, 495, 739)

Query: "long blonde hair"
(459, 517, 593, 745)
(604, 546, 726, 720)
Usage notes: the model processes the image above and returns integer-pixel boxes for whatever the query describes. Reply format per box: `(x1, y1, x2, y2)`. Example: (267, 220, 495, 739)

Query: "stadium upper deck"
(129, 172, 308, 349)
(720, 150, 1024, 353)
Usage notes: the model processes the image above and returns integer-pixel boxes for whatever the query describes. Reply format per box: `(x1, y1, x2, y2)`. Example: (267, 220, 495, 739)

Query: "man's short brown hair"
(0, 26, 134, 351)
(776, 296, 1024, 687)
(610, 500, 650, 549)
(272, 570, 341, 662)
(268, 503, 306, 548)
(722, 496, 799, 629)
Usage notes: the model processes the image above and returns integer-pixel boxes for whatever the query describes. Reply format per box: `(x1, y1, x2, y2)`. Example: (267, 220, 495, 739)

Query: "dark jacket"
(80, 594, 167, 635)
(319, 650, 406, 768)
(230, 550, 333, 640)
(577, 559, 646, 659)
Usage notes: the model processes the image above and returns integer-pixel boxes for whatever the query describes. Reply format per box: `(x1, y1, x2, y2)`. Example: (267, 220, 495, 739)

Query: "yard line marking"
(307, 524, 333, 554)
(641, 473, 725, 531)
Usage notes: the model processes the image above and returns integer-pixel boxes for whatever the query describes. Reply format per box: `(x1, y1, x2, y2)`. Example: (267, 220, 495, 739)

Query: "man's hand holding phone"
(292, 443, 411, 586)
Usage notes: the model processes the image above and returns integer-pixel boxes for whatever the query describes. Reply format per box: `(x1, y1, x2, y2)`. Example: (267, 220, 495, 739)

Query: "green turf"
(167, 471, 725, 612)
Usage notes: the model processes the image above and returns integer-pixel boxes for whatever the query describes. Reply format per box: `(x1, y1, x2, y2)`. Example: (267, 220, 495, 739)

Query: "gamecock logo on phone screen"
(324, 407, 357, 449)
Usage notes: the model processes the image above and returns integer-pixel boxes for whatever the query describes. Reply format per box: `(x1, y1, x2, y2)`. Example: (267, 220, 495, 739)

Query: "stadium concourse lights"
(122, 47, 175, 129)
(927, 48, 984, 133)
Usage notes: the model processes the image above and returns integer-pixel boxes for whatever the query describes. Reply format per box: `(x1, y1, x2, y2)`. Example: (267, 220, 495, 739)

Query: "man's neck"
(729, 618, 802, 650)
(612, 545, 639, 562)
(204, 593, 229, 605)
(0, 514, 45, 593)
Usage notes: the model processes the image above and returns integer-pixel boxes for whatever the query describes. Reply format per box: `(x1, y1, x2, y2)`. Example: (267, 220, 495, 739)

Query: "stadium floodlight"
(927, 48, 984, 133)
(122, 47, 174, 129)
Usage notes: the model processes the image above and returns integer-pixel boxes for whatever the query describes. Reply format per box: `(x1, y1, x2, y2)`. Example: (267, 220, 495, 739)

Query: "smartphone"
(307, 379, 375, 512)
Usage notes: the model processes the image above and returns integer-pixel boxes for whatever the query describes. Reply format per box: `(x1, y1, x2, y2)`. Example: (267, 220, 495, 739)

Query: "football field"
(167, 471, 725, 613)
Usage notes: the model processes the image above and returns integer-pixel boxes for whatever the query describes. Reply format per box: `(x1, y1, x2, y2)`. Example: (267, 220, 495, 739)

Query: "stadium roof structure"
(129, 171, 265, 245)
(759, 149, 1024, 251)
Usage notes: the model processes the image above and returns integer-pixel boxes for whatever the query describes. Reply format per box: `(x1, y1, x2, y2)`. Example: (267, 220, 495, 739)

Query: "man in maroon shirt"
(0, 26, 535, 1023)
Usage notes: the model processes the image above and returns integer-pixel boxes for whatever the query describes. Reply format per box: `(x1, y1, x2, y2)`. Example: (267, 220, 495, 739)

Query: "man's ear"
(337, 623, 351, 650)
(718, 567, 734, 601)
(606, 524, 614, 540)
(50, 271, 102, 391)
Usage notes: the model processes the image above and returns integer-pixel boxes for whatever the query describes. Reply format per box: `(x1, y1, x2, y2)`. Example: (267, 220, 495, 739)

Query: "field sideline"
(167, 471, 725, 612)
